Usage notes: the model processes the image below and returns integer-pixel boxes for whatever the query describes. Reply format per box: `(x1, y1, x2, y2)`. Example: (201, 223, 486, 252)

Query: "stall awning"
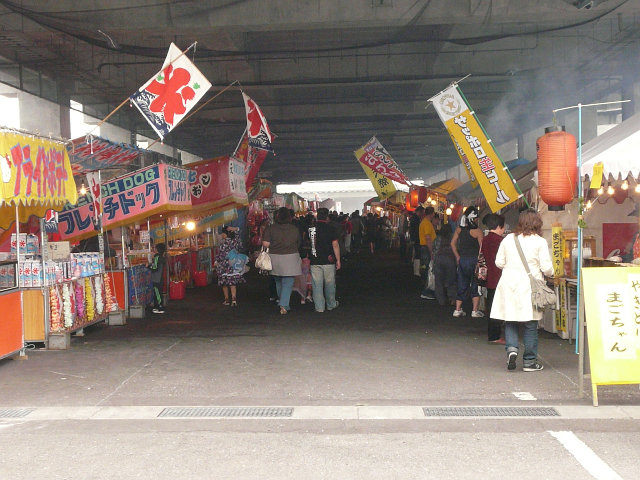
(0, 131, 77, 229)
(67, 136, 142, 176)
(426, 178, 463, 196)
(447, 161, 536, 207)
(149, 208, 238, 242)
(581, 112, 640, 180)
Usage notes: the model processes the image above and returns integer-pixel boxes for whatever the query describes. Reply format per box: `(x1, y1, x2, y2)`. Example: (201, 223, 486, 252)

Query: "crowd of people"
(212, 203, 553, 372)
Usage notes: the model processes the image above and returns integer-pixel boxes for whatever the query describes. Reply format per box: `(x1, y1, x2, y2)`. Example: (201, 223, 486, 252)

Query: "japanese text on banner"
(431, 85, 519, 212)
(355, 137, 410, 186)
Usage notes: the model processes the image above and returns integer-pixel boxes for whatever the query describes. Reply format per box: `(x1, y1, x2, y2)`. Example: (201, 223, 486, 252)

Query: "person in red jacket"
(481, 213, 506, 343)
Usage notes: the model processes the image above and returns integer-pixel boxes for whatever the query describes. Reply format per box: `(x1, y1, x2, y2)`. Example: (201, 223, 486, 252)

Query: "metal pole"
(576, 103, 583, 355)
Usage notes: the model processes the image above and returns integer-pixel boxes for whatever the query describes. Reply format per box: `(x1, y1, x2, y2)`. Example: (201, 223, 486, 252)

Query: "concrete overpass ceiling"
(0, 1, 638, 182)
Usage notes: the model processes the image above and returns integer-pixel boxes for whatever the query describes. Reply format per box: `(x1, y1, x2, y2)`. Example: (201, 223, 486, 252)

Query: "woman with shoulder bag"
(262, 207, 302, 315)
(490, 209, 554, 372)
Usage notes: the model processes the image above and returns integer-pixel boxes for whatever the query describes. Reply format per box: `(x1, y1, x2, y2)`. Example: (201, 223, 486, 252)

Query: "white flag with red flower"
(242, 92, 274, 153)
(130, 43, 211, 139)
(85, 171, 102, 230)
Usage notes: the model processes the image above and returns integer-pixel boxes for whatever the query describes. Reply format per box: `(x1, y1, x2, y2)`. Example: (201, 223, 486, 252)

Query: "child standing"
(149, 242, 166, 314)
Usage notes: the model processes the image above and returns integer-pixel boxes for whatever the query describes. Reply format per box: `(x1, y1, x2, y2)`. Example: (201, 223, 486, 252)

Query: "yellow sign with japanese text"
(551, 224, 566, 333)
(355, 147, 397, 200)
(431, 85, 519, 212)
(582, 267, 640, 387)
(0, 132, 77, 228)
(589, 162, 604, 190)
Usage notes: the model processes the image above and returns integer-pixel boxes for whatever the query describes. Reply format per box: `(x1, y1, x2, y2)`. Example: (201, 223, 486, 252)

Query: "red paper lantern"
(536, 126, 578, 211)
(409, 186, 420, 209)
(417, 186, 428, 204)
(450, 204, 463, 222)
(405, 194, 415, 212)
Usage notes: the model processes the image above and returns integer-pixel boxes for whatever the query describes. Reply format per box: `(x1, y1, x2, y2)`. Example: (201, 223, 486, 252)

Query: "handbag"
(475, 251, 488, 286)
(513, 235, 556, 310)
(255, 246, 272, 272)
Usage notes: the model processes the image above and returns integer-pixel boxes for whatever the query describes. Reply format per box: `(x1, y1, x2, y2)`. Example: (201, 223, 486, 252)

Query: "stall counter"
(0, 290, 23, 360)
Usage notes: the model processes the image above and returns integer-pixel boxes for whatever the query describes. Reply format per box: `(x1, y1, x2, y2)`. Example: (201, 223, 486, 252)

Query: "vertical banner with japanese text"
(582, 267, 640, 387)
(431, 85, 519, 212)
(551, 224, 566, 333)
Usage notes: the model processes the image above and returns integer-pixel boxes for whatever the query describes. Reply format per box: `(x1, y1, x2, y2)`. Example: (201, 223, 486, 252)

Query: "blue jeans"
(456, 255, 479, 301)
(311, 264, 337, 312)
(505, 321, 539, 366)
(273, 275, 295, 311)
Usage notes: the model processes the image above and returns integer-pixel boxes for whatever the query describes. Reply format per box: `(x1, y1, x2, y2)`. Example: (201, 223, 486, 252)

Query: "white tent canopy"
(581, 111, 640, 180)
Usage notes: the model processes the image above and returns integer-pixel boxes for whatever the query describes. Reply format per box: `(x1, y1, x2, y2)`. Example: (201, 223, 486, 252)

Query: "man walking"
(409, 206, 424, 277)
(419, 206, 437, 300)
(309, 208, 341, 312)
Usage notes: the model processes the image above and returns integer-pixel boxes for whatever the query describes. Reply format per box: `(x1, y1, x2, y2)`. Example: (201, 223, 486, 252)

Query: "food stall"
(577, 113, 640, 403)
(150, 156, 248, 292)
(54, 163, 191, 332)
(0, 129, 77, 357)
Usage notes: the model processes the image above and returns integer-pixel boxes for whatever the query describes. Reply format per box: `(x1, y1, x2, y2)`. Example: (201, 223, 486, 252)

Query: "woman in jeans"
(450, 206, 483, 317)
(490, 209, 553, 372)
(262, 207, 302, 315)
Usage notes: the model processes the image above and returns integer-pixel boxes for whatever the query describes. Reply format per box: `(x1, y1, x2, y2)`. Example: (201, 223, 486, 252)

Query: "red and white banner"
(130, 43, 211, 139)
(233, 132, 268, 191)
(355, 136, 410, 185)
(242, 92, 274, 153)
(85, 171, 102, 230)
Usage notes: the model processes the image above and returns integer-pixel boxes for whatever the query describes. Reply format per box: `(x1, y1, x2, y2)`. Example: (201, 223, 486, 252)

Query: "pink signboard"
(189, 156, 247, 211)
(58, 164, 191, 241)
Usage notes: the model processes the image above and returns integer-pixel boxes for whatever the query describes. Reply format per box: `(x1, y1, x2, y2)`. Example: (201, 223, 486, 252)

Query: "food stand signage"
(189, 156, 248, 210)
(58, 164, 191, 241)
(582, 267, 640, 399)
(0, 132, 78, 229)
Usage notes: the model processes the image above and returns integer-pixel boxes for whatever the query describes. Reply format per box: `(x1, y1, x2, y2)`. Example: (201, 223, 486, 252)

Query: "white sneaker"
(452, 309, 466, 317)
(471, 310, 485, 318)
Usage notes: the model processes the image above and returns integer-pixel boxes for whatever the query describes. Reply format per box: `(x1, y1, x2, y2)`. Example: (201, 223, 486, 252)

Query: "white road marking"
(549, 430, 623, 480)
(512, 391, 537, 401)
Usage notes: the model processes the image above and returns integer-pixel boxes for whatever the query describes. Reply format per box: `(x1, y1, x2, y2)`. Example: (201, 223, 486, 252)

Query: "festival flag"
(85, 171, 102, 230)
(359, 161, 397, 200)
(430, 84, 520, 212)
(242, 92, 274, 152)
(130, 43, 211, 139)
(233, 131, 269, 191)
(354, 137, 410, 185)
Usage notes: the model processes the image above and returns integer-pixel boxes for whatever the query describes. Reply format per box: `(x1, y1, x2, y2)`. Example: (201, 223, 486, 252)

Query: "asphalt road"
(1, 248, 639, 479)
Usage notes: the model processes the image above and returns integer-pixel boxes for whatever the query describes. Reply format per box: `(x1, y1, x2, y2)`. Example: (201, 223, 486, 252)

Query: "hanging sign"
(582, 267, 640, 400)
(589, 162, 604, 190)
(430, 85, 519, 212)
(57, 164, 191, 241)
(0, 131, 77, 229)
(189, 156, 248, 211)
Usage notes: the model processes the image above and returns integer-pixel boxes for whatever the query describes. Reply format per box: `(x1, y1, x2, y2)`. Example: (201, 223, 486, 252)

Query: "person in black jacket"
(149, 242, 166, 314)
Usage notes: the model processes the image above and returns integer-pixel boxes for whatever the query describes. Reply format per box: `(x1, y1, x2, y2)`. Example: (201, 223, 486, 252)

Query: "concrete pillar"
(57, 79, 72, 139)
(621, 71, 640, 120)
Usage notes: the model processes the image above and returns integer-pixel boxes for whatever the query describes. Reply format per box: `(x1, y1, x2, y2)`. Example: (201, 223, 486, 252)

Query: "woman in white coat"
(490, 209, 554, 372)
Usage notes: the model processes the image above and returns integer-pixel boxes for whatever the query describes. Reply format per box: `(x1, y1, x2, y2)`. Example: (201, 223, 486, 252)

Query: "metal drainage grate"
(0, 408, 35, 418)
(423, 407, 559, 417)
(158, 407, 294, 418)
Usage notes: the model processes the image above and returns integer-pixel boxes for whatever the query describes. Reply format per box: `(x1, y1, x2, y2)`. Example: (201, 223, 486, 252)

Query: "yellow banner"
(551, 224, 566, 333)
(431, 85, 519, 212)
(356, 148, 397, 200)
(589, 162, 604, 189)
(582, 267, 640, 387)
(0, 132, 77, 228)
